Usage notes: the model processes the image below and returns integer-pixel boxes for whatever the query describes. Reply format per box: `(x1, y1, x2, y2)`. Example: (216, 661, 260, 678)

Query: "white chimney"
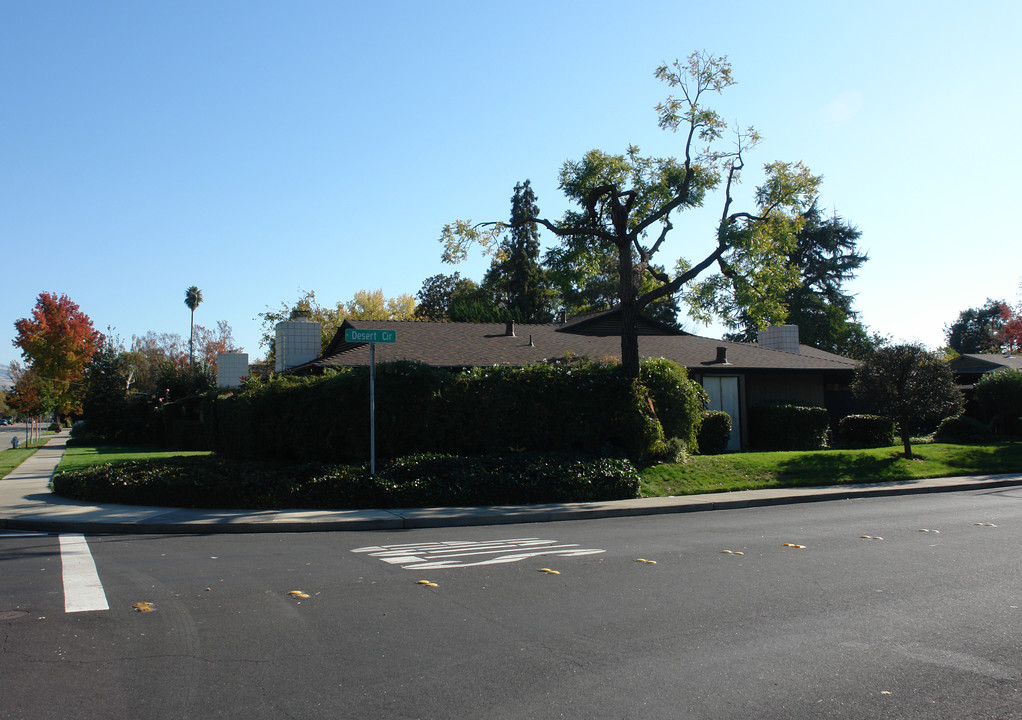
(275, 318, 322, 372)
(217, 353, 249, 388)
(758, 325, 800, 354)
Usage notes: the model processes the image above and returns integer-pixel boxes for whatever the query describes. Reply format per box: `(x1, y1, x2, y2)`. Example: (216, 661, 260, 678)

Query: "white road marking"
(59, 534, 109, 613)
(352, 537, 605, 569)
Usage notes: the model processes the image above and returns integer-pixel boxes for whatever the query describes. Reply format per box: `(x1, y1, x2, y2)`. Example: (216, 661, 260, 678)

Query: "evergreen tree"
(483, 180, 554, 322)
(945, 299, 1010, 354)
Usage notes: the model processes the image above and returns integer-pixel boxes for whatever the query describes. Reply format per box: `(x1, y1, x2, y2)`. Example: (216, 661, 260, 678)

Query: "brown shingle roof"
(302, 312, 858, 376)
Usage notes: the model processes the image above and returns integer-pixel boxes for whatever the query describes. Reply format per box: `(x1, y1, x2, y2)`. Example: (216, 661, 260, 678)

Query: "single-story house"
(949, 353, 1022, 387)
(288, 310, 859, 451)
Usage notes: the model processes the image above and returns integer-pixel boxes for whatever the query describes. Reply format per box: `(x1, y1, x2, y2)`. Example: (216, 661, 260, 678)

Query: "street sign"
(345, 328, 396, 344)
(343, 328, 397, 475)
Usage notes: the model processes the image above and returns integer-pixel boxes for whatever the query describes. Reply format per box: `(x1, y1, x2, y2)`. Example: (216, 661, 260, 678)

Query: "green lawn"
(47, 441, 1022, 502)
(56, 445, 211, 472)
(0, 439, 51, 480)
(640, 442, 1022, 497)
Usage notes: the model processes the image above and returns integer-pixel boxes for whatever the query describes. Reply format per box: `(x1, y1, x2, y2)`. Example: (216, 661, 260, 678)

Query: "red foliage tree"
(998, 304, 1022, 354)
(13, 292, 104, 418)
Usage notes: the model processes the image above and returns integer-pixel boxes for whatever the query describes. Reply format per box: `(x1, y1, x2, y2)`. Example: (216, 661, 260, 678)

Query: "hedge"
(748, 404, 829, 451)
(210, 359, 705, 463)
(837, 414, 895, 448)
(50, 452, 640, 510)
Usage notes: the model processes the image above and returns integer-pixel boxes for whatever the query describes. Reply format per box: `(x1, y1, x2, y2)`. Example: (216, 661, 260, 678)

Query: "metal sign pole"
(370, 341, 376, 476)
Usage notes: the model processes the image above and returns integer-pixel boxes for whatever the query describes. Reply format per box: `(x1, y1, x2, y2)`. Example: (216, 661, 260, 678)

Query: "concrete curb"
(2, 432, 1021, 534)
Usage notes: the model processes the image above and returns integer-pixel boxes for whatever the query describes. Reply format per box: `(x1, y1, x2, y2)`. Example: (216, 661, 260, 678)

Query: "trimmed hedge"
(211, 359, 705, 463)
(50, 452, 640, 510)
(748, 404, 829, 451)
(934, 415, 993, 444)
(697, 410, 732, 455)
(837, 414, 895, 448)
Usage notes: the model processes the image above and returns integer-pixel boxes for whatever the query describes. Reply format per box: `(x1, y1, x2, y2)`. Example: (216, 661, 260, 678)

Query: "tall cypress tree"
(484, 180, 553, 322)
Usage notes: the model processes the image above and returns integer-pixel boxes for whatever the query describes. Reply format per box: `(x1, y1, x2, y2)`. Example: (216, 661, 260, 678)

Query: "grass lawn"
(49, 441, 1022, 502)
(640, 442, 1022, 497)
(0, 438, 53, 479)
(57, 444, 211, 472)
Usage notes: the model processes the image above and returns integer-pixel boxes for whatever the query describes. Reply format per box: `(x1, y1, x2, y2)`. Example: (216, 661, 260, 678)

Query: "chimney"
(758, 325, 800, 354)
(715, 346, 729, 364)
(559, 310, 567, 324)
(505, 320, 516, 337)
(529, 334, 534, 347)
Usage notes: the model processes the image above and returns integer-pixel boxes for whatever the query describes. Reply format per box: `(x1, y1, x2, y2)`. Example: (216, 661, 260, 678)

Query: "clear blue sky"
(3, 0, 1021, 366)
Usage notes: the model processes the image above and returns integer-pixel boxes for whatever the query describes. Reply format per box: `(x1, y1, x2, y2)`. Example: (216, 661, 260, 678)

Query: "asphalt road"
(3, 489, 1022, 719)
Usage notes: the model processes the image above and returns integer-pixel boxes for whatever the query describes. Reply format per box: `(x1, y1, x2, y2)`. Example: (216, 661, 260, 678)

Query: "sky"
(3, 0, 1021, 368)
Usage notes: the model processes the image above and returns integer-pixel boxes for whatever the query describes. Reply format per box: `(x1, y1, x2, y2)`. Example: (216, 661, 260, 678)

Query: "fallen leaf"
(538, 568, 560, 575)
(721, 550, 734, 554)
(782, 543, 807, 549)
(287, 590, 310, 599)
(132, 602, 154, 612)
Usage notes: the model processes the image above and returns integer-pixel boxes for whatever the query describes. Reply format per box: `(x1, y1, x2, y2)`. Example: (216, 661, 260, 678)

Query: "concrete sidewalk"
(2, 431, 1022, 535)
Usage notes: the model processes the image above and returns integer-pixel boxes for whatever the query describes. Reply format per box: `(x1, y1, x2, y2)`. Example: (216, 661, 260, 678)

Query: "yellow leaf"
(132, 602, 154, 612)
(288, 590, 310, 599)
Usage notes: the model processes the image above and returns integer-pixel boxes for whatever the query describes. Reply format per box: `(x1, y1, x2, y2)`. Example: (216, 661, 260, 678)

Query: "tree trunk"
(617, 241, 640, 379)
(900, 422, 913, 459)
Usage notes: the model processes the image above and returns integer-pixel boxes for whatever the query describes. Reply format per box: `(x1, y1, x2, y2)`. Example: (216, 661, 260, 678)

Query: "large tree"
(442, 52, 820, 378)
(13, 292, 103, 419)
(712, 203, 880, 358)
(945, 299, 1010, 355)
(851, 344, 962, 458)
(482, 180, 555, 322)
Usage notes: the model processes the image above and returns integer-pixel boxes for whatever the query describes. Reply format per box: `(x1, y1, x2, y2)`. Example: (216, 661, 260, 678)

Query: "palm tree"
(184, 286, 203, 366)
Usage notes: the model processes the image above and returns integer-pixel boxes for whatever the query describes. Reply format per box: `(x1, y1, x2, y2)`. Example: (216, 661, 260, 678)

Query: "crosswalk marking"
(59, 534, 109, 613)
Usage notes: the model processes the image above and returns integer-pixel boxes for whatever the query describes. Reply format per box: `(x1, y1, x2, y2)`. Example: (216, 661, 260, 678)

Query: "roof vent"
(716, 346, 729, 364)
(505, 320, 516, 337)
(529, 334, 535, 347)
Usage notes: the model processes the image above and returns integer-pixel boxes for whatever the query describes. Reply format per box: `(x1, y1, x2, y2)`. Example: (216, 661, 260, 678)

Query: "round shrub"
(697, 410, 732, 454)
(639, 358, 707, 448)
(837, 414, 895, 448)
(933, 415, 993, 444)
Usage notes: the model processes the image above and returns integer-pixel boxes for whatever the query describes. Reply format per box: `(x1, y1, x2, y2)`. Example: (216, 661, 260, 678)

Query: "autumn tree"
(851, 344, 962, 458)
(191, 320, 243, 370)
(13, 292, 103, 419)
(441, 52, 820, 378)
(945, 299, 1010, 355)
(259, 289, 417, 364)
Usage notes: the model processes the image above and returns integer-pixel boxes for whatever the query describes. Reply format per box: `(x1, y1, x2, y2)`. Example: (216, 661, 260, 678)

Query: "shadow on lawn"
(774, 450, 913, 485)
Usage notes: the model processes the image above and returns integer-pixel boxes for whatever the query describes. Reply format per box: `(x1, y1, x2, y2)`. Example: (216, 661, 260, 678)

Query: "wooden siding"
(745, 373, 824, 407)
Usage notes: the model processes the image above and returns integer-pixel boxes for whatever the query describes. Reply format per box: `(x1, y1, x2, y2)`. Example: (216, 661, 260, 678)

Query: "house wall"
(744, 373, 825, 408)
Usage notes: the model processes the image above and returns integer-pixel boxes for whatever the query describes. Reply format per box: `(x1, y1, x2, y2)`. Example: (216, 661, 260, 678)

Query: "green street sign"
(345, 328, 396, 344)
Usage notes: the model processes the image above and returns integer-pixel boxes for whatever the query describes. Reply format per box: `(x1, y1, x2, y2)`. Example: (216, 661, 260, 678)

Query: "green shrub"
(639, 358, 707, 448)
(213, 360, 672, 462)
(51, 451, 640, 509)
(933, 415, 993, 444)
(697, 410, 732, 454)
(837, 414, 895, 448)
(748, 404, 829, 451)
(974, 368, 1022, 436)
